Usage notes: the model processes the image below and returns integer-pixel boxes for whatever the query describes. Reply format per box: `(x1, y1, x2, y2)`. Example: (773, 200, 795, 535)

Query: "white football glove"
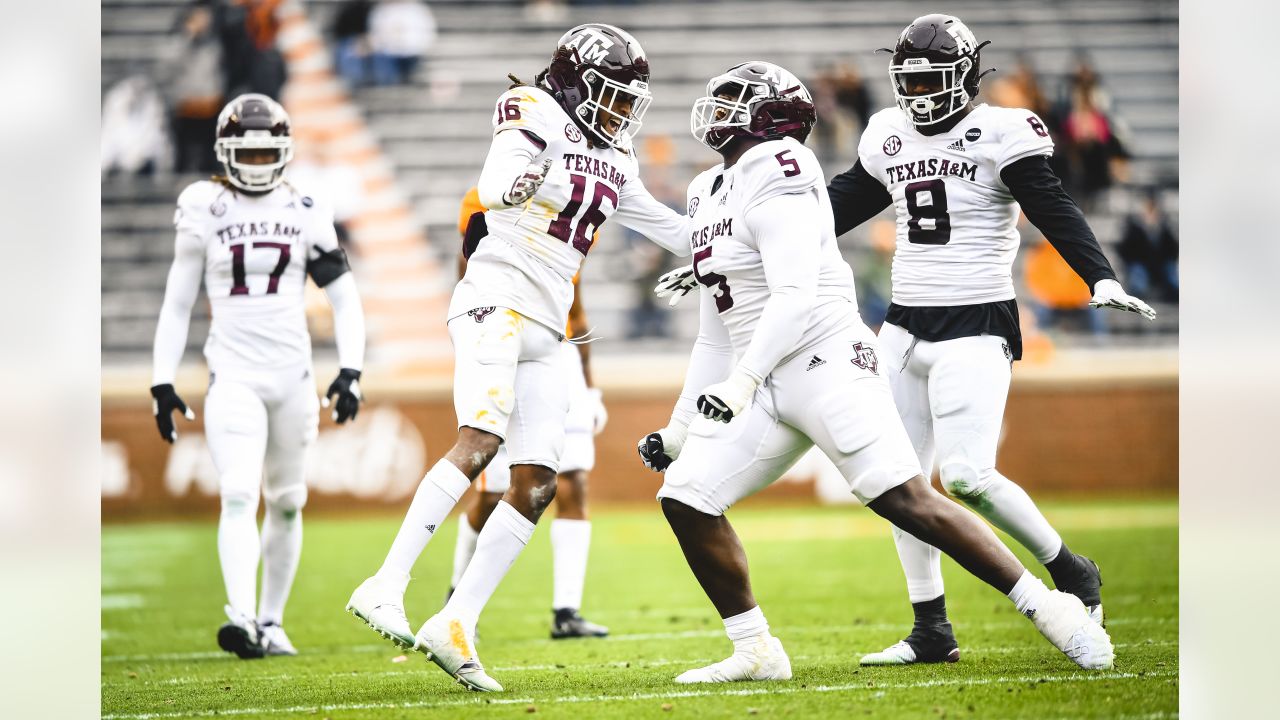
(697, 367, 763, 424)
(587, 387, 608, 435)
(1089, 279, 1157, 320)
(503, 158, 552, 206)
(654, 265, 698, 307)
(637, 423, 688, 472)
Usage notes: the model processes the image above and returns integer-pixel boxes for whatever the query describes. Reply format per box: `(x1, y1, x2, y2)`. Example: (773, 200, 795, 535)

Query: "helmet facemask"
(579, 67, 651, 149)
(691, 77, 764, 150)
(889, 57, 974, 126)
(216, 131, 293, 192)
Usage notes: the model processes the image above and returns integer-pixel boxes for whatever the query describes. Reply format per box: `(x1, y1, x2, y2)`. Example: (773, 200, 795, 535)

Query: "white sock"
(963, 472, 1064, 564)
(258, 504, 302, 626)
(723, 606, 771, 652)
(1007, 570, 1051, 618)
(442, 501, 535, 631)
(217, 494, 261, 618)
(890, 525, 946, 603)
(551, 519, 591, 611)
(379, 459, 471, 578)
(450, 515, 481, 589)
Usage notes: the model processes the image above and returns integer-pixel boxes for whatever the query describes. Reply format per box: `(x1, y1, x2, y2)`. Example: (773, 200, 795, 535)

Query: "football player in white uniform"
(346, 24, 688, 691)
(638, 62, 1113, 684)
(824, 15, 1155, 666)
(447, 189, 610, 640)
(151, 94, 366, 659)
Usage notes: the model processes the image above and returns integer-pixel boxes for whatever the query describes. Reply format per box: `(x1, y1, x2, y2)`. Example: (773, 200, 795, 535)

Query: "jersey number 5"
(229, 242, 291, 296)
(548, 173, 618, 255)
(904, 179, 951, 245)
(692, 245, 734, 313)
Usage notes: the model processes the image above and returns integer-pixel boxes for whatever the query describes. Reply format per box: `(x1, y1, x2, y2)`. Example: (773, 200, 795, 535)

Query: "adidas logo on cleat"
(425, 524, 437, 533)
(946, 139, 965, 151)
(807, 355, 826, 371)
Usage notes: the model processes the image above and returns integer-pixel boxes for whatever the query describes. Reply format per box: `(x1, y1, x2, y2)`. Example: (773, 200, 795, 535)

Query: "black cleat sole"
(217, 623, 265, 659)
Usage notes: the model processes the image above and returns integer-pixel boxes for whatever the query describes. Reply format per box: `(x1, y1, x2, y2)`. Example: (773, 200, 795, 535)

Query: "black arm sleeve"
(306, 244, 351, 287)
(1001, 154, 1117, 290)
(826, 159, 893, 237)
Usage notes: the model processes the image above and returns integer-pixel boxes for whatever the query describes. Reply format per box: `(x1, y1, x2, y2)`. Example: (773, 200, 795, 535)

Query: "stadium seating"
(101, 0, 1178, 365)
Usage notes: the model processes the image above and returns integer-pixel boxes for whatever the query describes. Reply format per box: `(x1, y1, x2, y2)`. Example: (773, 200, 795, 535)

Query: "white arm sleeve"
(669, 288, 735, 429)
(736, 191, 821, 380)
(151, 231, 205, 386)
(613, 176, 691, 257)
(476, 129, 541, 210)
(322, 272, 366, 371)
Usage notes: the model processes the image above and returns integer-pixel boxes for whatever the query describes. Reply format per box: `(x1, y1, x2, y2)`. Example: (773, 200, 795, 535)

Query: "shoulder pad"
(493, 86, 562, 140)
(986, 105, 1054, 169)
(737, 138, 822, 211)
(174, 181, 230, 227)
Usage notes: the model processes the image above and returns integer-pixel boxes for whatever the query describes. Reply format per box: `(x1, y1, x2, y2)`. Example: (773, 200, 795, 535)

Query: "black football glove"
(150, 383, 194, 444)
(323, 368, 362, 423)
(637, 425, 688, 472)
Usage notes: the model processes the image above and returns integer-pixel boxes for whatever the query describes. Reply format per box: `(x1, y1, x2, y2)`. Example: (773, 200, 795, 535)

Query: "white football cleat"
(860, 639, 961, 666)
(414, 614, 503, 692)
(258, 622, 297, 656)
(674, 635, 792, 684)
(346, 573, 415, 649)
(217, 605, 264, 659)
(1029, 590, 1115, 670)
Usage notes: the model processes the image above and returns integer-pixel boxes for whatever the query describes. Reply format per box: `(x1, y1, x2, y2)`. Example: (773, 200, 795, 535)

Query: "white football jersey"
(685, 137, 857, 358)
(173, 179, 339, 371)
(450, 85, 684, 333)
(858, 104, 1055, 306)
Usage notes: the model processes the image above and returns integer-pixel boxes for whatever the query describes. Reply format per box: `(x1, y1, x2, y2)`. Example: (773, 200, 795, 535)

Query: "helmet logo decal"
(944, 20, 977, 53)
(565, 29, 616, 65)
(883, 135, 903, 156)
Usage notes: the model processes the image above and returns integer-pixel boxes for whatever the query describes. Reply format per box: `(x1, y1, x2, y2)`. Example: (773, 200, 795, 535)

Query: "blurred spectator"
(1117, 189, 1178, 303)
(811, 61, 871, 165)
(1023, 232, 1105, 336)
(286, 131, 364, 251)
(368, 0, 437, 86)
(1054, 56, 1130, 210)
(332, 0, 374, 87)
(217, 0, 288, 100)
(101, 75, 172, 177)
(160, 2, 224, 173)
(854, 219, 895, 330)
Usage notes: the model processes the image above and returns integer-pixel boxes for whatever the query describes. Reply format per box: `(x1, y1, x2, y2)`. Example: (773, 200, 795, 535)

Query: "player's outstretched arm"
(826, 159, 893, 237)
(638, 290, 732, 471)
(1001, 155, 1155, 320)
(150, 229, 204, 443)
(696, 192, 821, 424)
(613, 176, 692, 258)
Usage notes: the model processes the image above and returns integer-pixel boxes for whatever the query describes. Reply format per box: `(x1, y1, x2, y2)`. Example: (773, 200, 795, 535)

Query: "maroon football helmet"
(691, 61, 817, 151)
(543, 24, 652, 149)
(214, 93, 293, 192)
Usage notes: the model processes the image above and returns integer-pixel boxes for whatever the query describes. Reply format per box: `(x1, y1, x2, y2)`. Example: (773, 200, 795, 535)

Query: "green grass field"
(102, 499, 1177, 719)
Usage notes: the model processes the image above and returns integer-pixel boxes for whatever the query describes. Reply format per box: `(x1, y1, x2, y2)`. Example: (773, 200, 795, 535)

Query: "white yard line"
(102, 668, 1177, 719)
(103, 617, 1174, 663)
(135, 641, 1179, 687)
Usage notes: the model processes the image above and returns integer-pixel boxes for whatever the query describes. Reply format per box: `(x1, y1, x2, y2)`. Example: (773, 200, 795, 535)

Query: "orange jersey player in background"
(450, 186, 610, 639)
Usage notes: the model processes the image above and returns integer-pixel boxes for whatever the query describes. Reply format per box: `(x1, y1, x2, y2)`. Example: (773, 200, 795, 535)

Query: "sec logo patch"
(688, 197, 700, 216)
(565, 123, 583, 143)
(883, 135, 902, 156)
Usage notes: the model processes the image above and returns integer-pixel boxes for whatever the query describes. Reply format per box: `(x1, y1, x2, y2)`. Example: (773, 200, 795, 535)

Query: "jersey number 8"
(904, 179, 951, 245)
